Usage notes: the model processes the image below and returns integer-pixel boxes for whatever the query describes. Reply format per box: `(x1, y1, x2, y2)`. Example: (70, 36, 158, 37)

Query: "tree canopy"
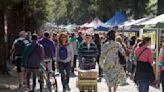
(52, 0, 156, 24)
(3, 0, 157, 26)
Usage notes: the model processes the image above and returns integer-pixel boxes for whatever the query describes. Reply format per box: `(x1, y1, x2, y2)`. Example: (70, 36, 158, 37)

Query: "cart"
(77, 69, 97, 92)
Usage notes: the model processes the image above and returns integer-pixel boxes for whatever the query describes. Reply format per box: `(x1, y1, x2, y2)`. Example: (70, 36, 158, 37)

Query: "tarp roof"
(81, 17, 103, 28)
(94, 26, 109, 31)
(103, 11, 127, 27)
(139, 13, 164, 25)
(118, 16, 154, 29)
(85, 17, 103, 28)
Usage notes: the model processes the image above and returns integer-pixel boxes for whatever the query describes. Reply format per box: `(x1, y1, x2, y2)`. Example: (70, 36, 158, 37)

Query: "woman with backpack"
(56, 33, 74, 92)
(116, 36, 127, 71)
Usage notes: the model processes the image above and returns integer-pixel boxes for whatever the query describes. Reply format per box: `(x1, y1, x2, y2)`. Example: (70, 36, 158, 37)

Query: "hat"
(85, 33, 91, 37)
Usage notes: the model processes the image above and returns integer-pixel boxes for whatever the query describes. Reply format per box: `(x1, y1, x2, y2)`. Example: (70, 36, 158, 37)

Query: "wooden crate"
(77, 79, 97, 86)
(78, 84, 97, 92)
(78, 69, 97, 79)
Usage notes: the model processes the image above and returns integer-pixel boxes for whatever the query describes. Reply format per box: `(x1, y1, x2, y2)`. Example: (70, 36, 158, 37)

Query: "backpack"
(24, 44, 41, 68)
(13, 39, 26, 56)
(43, 41, 52, 58)
(59, 44, 68, 60)
(118, 51, 126, 65)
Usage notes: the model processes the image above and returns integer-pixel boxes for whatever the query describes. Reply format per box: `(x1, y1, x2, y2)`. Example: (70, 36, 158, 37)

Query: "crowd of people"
(9, 29, 163, 92)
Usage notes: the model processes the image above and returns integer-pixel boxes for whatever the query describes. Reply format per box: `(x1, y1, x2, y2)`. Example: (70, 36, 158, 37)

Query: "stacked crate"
(77, 69, 97, 92)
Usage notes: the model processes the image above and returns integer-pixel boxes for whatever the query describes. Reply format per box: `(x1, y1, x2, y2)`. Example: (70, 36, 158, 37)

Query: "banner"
(142, 31, 156, 45)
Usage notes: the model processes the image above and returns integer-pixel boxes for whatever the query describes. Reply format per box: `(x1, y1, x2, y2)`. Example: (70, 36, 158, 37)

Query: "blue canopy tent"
(95, 11, 127, 31)
(104, 11, 127, 26)
(94, 26, 109, 31)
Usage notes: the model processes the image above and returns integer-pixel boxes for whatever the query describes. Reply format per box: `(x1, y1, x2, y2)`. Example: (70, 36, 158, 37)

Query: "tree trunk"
(158, 0, 164, 15)
(0, 5, 6, 74)
(25, 16, 36, 33)
(7, 4, 24, 50)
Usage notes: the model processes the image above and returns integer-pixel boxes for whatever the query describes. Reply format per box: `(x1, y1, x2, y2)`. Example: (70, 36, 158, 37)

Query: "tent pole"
(155, 28, 160, 80)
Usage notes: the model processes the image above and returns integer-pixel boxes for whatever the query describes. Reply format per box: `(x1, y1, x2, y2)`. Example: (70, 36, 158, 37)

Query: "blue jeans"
(26, 68, 39, 91)
(137, 80, 150, 92)
(58, 62, 71, 89)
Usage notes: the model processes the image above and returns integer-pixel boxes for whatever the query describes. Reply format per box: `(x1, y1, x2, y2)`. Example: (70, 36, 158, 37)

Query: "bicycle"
(39, 61, 58, 92)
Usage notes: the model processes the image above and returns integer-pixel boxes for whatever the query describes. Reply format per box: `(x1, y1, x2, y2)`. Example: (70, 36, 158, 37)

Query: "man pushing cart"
(77, 33, 98, 92)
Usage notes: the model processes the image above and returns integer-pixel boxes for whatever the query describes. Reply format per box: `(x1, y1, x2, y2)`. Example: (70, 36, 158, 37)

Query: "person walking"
(100, 30, 126, 92)
(10, 31, 30, 88)
(134, 36, 155, 92)
(52, 32, 58, 46)
(78, 33, 98, 70)
(51, 32, 58, 72)
(56, 33, 74, 92)
(77, 32, 83, 44)
(38, 31, 56, 72)
(116, 36, 127, 71)
(94, 34, 102, 78)
(130, 38, 142, 79)
(23, 34, 45, 92)
(69, 33, 80, 76)
(158, 42, 164, 92)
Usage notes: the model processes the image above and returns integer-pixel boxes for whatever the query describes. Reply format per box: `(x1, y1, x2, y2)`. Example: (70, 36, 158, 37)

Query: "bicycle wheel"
(47, 72, 58, 92)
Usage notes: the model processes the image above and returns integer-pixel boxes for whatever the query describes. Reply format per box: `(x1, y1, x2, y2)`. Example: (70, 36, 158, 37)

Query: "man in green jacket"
(69, 33, 80, 76)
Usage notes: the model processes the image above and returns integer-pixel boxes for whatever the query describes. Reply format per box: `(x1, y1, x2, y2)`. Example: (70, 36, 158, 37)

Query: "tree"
(52, 0, 156, 23)
(158, 0, 164, 15)
(53, 0, 95, 24)
(0, 0, 7, 74)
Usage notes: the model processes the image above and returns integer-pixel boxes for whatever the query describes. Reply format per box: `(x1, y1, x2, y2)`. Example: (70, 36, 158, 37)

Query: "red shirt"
(135, 45, 153, 64)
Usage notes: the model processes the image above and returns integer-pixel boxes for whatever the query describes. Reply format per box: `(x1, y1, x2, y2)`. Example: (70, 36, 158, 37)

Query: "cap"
(85, 33, 91, 37)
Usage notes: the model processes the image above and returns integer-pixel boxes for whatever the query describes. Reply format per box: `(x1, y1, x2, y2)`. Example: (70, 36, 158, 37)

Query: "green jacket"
(69, 37, 80, 55)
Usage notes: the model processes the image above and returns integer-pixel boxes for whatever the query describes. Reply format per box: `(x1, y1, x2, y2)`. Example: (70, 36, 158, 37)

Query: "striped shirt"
(159, 47, 164, 70)
(78, 41, 98, 63)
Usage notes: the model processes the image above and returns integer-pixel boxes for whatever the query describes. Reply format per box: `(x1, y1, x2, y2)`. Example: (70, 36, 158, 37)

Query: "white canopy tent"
(139, 13, 164, 25)
(118, 20, 135, 29)
(80, 23, 89, 28)
(119, 16, 154, 28)
(81, 18, 103, 28)
(85, 18, 103, 28)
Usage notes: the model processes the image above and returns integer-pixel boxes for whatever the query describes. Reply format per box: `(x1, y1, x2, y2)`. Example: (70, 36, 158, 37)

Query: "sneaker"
(97, 78, 102, 82)
(66, 85, 71, 91)
(18, 84, 23, 88)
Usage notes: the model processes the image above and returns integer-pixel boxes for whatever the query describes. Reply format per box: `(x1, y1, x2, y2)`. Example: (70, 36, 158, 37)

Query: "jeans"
(58, 62, 71, 89)
(96, 55, 102, 76)
(26, 68, 39, 91)
(162, 81, 164, 92)
(71, 55, 77, 73)
(137, 80, 150, 92)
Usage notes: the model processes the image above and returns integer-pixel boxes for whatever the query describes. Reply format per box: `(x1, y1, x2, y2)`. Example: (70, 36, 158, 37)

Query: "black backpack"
(13, 39, 26, 57)
(118, 51, 126, 65)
